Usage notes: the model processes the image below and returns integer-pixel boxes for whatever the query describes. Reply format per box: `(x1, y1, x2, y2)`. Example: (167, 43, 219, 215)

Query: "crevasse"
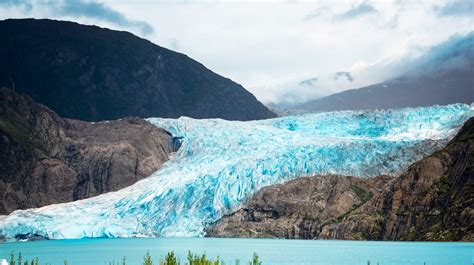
(0, 104, 473, 240)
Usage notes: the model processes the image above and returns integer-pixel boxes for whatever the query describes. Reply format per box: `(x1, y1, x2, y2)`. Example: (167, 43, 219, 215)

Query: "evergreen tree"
(162, 251, 177, 265)
(9, 252, 14, 265)
(143, 251, 154, 265)
(249, 253, 261, 265)
(187, 251, 193, 265)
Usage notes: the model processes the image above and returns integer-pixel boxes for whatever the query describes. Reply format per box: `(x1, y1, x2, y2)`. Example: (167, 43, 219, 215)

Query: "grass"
(5, 251, 263, 265)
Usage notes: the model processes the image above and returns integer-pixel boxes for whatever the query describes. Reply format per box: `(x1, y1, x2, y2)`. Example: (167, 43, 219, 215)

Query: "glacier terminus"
(0, 103, 473, 240)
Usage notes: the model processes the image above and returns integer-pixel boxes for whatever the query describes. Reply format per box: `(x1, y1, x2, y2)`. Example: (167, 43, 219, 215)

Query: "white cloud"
(0, 0, 154, 35)
(1, 0, 473, 104)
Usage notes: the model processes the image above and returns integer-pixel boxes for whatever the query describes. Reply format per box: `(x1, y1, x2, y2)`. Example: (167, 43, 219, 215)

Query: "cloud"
(274, 31, 473, 105)
(167, 38, 181, 51)
(53, 0, 153, 35)
(433, 0, 474, 17)
(334, 72, 354, 82)
(342, 31, 474, 90)
(299, 77, 319, 87)
(0, 0, 153, 35)
(384, 14, 399, 29)
(303, 7, 329, 21)
(407, 31, 474, 74)
(335, 1, 377, 20)
(0, 0, 32, 11)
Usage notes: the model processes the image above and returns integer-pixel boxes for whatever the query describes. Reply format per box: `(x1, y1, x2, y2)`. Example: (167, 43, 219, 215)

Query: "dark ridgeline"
(0, 19, 275, 121)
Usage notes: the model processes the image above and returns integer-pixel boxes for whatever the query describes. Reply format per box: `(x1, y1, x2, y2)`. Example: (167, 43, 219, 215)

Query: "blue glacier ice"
(0, 104, 473, 240)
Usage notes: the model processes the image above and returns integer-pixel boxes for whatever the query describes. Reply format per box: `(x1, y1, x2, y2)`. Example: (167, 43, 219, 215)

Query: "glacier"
(0, 104, 473, 240)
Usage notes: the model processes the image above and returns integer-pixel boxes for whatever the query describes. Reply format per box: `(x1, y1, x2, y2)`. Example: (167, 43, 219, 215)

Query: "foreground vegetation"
(5, 251, 458, 265)
(5, 251, 262, 265)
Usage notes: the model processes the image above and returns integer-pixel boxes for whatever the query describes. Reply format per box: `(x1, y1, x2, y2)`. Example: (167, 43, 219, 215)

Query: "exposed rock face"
(0, 19, 275, 122)
(0, 87, 174, 214)
(205, 175, 392, 239)
(206, 117, 474, 241)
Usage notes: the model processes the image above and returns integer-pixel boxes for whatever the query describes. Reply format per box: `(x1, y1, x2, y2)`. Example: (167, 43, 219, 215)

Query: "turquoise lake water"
(0, 238, 472, 265)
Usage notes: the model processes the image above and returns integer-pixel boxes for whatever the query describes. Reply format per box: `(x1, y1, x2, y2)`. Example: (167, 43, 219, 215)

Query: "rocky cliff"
(206, 117, 474, 241)
(0, 87, 174, 214)
(0, 19, 275, 121)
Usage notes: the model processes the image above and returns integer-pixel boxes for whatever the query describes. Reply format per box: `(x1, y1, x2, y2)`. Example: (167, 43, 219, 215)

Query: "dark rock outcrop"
(0, 87, 174, 214)
(0, 19, 275, 121)
(206, 117, 474, 241)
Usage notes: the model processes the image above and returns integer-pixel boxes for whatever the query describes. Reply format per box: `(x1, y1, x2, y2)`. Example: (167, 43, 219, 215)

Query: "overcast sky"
(1, 0, 473, 104)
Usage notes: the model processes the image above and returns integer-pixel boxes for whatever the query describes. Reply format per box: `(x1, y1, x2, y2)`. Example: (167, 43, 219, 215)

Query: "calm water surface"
(0, 238, 472, 265)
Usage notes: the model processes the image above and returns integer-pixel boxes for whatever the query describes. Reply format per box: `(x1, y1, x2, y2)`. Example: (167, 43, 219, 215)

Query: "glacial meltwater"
(0, 104, 473, 240)
(1, 238, 473, 265)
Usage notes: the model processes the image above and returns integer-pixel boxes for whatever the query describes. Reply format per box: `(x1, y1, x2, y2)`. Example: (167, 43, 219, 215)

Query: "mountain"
(0, 19, 275, 121)
(0, 87, 174, 215)
(206, 117, 474, 241)
(295, 32, 474, 112)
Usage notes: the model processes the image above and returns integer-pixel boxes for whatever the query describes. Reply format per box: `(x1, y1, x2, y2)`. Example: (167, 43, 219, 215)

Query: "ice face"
(0, 104, 473, 240)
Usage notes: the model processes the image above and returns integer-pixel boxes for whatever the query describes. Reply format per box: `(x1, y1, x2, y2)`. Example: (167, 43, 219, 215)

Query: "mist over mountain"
(0, 19, 275, 121)
(285, 32, 474, 113)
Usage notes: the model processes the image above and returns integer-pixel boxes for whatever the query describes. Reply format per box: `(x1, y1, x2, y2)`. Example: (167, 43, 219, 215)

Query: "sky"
(0, 0, 473, 105)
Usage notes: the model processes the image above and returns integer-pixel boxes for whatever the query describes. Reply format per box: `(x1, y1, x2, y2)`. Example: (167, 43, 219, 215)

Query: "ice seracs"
(0, 104, 473, 240)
